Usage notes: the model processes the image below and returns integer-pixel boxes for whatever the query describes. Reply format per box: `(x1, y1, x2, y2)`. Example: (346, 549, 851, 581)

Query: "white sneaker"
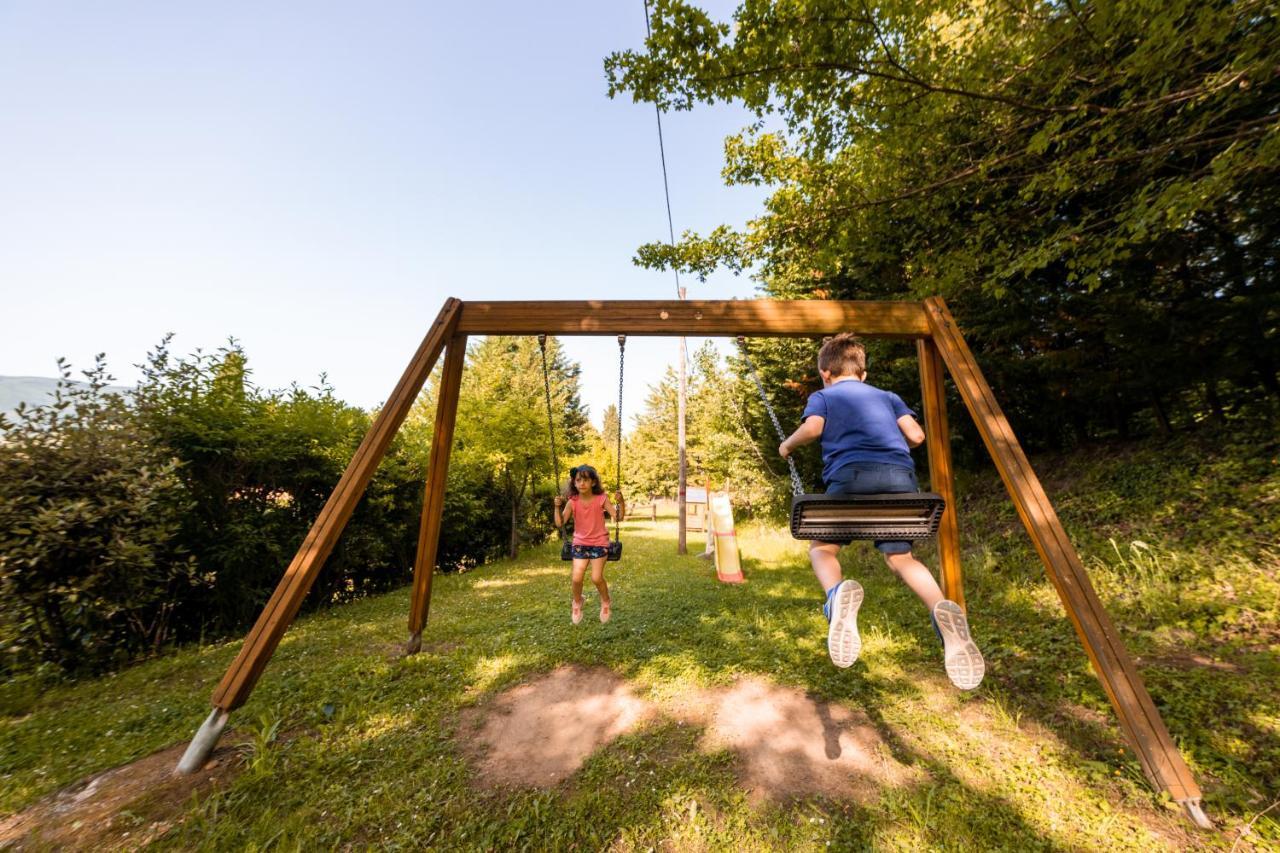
(933, 600, 985, 690)
(825, 580, 864, 668)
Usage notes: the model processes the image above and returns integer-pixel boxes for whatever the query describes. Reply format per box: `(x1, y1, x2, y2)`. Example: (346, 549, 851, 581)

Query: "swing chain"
(615, 335, 625, 540)
(737, 337, 806, 497)
(538, 335, 564, 538)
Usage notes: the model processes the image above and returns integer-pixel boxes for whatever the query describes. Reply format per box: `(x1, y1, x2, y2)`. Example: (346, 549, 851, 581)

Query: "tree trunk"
(1204, 379, 1225, 424)
(1151, 393, 1173, 437)
(1070, 415, 1088, 446)
(507, 467, 530, 560)
(509, 497, 519, 559)
(1111, 394, 1130, 440)
(1252, 357, 1280, 402)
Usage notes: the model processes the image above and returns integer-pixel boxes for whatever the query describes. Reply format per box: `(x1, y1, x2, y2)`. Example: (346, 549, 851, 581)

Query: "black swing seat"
(790, 492, 946, 543)
(560, 539, 623, 562)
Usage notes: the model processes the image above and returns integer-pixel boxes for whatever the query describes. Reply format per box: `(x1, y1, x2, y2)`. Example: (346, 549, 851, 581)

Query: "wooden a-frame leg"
(917, 338, 963, 609)
(923, 297, 1209, 828)
(406, 333, 467, 654)
(175, 298, 462, 774)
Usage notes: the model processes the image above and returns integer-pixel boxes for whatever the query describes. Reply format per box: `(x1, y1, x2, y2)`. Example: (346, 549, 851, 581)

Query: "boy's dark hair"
(818, 333, 867, 378)
(568, 464, 604, 496)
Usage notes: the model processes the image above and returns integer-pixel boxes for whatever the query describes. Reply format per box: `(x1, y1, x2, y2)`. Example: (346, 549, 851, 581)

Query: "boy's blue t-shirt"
(801, 379, 916, 482)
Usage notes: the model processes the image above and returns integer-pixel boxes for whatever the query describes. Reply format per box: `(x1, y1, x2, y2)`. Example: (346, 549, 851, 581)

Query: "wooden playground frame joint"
(185, 297, 1208, 827)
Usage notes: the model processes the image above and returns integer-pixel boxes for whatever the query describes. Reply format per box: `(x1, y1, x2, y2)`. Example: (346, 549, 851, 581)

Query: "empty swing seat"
(790, 492, 946, 543)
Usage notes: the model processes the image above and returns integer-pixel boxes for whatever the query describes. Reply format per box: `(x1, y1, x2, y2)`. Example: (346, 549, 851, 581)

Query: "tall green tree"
(437, 336, 588, 560)
(627, 343, 785, 514)
(608, 0, 1280, 447)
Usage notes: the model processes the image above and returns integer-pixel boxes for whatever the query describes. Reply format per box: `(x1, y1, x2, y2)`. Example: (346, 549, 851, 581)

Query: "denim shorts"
(824, 462, 919, 555)
(570, 544, 609, 560)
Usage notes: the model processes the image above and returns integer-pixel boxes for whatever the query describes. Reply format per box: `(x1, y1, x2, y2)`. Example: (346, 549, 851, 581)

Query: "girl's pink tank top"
(569, 494, 610, 546)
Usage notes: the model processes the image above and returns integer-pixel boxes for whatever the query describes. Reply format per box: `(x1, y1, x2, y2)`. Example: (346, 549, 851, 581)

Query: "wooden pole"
(677, 287, 688, 555)
(917, 338, 964, 608)
(923, 296, 1207, 827)
(406, 333, 467, 653)
(208, 297, 461, 712)
(675, 350, 686, 550)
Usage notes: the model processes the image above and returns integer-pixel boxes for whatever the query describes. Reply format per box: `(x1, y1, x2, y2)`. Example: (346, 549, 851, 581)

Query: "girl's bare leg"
(809, 542, 844, 593)
(883, 551, 945, 610)
(571, 559, 589, 624)
(590, 557, 611, 622)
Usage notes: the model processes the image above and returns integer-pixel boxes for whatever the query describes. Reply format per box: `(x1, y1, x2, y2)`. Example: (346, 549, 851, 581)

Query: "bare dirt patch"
(458, 665, 653, 789)
(455, 666, 1189, 850)
(0, 740, 244, 851)
(459, 669, 918, 802)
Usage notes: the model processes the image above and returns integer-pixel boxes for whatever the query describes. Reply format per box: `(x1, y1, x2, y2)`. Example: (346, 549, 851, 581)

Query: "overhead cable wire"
(642, 0, 683, 302)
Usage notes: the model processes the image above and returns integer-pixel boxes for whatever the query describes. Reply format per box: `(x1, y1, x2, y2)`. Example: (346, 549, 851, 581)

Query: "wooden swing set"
(175, 297, 1210, 828)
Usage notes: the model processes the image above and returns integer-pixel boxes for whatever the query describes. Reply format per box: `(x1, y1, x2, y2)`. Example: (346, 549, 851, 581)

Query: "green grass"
(2, 426, 1277, 850)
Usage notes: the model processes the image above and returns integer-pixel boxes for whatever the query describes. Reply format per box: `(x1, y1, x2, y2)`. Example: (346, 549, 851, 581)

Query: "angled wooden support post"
(923, 297, 1208, 828)
(406, 332, 467, 654)
(175, 297, 462, 775)
(917, 338, 963, 609)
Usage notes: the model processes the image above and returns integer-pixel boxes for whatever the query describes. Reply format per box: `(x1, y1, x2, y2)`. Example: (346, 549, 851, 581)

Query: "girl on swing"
(553, 465, 625, 624)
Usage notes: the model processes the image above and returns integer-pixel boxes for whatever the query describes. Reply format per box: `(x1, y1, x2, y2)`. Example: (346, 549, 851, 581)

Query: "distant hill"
(0, 376, 132, 420)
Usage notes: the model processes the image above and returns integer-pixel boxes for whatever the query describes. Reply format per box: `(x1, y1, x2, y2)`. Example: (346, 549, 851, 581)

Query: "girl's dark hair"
(568, 464, 604, 496)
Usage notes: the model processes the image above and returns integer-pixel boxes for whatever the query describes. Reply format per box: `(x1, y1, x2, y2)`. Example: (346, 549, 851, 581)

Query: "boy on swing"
(779, 333, 985, 690)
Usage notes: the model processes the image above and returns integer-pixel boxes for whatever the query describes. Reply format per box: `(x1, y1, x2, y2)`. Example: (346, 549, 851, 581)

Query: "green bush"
(0, 358, 201, 676)
(0, 335, 583, 677)
(131, 338, 425, 636)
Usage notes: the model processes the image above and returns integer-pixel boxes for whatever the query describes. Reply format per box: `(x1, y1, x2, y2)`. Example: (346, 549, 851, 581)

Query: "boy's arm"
(779, 416, 824, 458)
(897, 415, 926, 448)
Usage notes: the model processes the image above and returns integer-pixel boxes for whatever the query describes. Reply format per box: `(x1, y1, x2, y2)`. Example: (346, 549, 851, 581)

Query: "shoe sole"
(934, 600, 985, 690)
(827, 581, 863, 668)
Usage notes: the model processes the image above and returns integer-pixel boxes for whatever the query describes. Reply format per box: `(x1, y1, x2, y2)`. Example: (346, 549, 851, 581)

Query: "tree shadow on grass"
(560, 718, 1084, 851)
(463, 521, 1272, 810)
(853, 539, 1280, 833)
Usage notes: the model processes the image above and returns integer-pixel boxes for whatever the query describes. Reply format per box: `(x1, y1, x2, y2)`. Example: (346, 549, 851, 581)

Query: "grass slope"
(1, 427, 1276, 850)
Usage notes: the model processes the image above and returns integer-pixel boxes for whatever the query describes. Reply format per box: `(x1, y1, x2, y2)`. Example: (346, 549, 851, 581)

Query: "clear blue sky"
(0, 1, 766, 429)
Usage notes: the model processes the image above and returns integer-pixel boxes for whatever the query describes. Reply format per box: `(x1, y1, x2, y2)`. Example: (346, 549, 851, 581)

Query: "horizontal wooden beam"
(457, 300, 930, 338)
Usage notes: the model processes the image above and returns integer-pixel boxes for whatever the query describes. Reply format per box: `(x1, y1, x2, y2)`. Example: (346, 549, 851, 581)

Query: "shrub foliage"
(0, 358, 199, 675)
(1, 335, 593, 677)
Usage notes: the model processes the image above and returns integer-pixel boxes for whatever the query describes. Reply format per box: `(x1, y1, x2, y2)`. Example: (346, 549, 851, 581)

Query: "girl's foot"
(932, 600, 984, 690)
(600, 599, 612, 623)
(824, 580, 863, 668)
(571, 598, 583, 625)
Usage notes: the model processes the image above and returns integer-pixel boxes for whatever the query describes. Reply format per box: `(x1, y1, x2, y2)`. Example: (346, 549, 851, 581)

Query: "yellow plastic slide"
(706, 490, 744, 583)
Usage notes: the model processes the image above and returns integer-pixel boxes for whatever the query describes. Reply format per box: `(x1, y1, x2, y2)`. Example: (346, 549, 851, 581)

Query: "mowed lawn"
(2, 484, 1277, 850)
